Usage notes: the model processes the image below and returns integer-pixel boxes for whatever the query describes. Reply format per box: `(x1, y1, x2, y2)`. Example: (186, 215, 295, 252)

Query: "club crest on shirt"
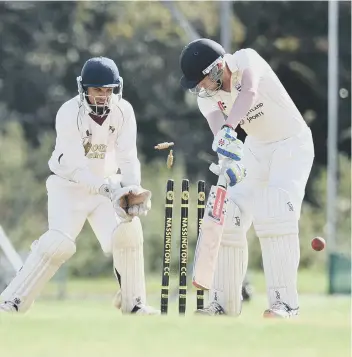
(109, 125, 115, 134)
(83, 130, 92, 155)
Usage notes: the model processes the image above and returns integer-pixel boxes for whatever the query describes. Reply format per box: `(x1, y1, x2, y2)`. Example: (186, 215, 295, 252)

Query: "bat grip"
(217, 174, 227, 188)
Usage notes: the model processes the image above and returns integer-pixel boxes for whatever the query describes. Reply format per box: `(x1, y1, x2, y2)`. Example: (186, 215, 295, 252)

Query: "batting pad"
(112, 217, 146, 313)
(208, 199, 248, 316)
(209, 242, 248, 316)
(0, 230, 76, 312)
(253, 187, 300, 309)
(259, 235, 300, 309)
(253, 187, 298, 238)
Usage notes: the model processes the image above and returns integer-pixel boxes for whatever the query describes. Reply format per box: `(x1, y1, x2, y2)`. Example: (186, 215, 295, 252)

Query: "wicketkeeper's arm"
(114, 101, 141, 187)
(48, 103, 106, 193)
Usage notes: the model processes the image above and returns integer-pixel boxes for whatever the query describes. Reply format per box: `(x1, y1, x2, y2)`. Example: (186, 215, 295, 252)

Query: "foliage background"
(0, 1, 350, 277)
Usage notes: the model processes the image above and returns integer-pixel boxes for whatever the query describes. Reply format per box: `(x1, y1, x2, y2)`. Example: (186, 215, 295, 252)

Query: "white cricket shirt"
(197, 49, 307, 142)
(48, 94, 141, 188)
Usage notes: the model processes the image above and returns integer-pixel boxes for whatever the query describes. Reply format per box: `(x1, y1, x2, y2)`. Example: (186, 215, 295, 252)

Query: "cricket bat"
(192, 174, 228, 290)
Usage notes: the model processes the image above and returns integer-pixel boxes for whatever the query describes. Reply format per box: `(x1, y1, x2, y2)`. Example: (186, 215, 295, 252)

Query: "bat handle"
(217, 174, 227, 189)
(209, 163, 228, 189)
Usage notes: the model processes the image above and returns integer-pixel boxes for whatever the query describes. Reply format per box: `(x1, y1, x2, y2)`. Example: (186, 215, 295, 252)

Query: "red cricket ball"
(311, 237, 326, 251)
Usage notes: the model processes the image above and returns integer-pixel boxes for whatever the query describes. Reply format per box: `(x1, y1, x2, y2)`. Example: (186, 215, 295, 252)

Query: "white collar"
(224, 53, 240, 74)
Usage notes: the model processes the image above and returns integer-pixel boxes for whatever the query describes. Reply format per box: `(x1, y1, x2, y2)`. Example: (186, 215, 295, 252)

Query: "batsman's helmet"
(179, 38, 226, 92)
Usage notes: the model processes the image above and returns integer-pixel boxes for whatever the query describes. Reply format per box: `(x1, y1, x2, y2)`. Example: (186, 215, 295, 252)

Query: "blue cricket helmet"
(81, 57, 121, 88)
(77, 56, 123, 116)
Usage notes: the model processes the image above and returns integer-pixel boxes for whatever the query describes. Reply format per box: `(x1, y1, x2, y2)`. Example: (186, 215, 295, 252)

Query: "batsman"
(180, 39, 314, 318)
(0, 57, 159, 315)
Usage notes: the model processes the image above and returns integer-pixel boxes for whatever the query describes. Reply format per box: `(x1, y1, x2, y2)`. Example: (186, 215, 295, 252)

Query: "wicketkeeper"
(0, 57, 159, 315)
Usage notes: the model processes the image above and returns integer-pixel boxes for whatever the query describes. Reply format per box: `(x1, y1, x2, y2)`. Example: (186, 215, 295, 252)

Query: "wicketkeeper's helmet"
(77, 56, 123, 116)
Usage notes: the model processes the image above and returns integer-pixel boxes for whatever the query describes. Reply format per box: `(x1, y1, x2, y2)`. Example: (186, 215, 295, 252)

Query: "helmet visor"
(188, 58, 225, 98)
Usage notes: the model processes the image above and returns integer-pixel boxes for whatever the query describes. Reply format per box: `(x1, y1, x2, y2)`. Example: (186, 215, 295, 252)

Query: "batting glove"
(212, 124, 244, 161)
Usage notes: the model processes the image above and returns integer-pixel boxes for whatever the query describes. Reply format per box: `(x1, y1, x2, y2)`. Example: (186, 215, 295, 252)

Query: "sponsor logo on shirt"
(86, 144, 107, 159)
(246, 102, 263, 116)
(217, 101, 227, 112)
(234, 83, 242, 92)
(247, 111, 264, 123)
(216, 98, 265, 126)
(246, 102, 264, 123)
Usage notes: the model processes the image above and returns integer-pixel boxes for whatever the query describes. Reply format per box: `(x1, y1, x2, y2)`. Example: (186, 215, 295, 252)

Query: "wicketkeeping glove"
(99, 182, 152, 221)
(111, 185, 152, 221)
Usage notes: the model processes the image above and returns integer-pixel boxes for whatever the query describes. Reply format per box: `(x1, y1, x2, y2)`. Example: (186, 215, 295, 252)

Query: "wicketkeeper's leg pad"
(112, 217, 146, 313)
(253, 187, 300, 310)
(0, 230, 76, 312)
(209, 199, 249, 316)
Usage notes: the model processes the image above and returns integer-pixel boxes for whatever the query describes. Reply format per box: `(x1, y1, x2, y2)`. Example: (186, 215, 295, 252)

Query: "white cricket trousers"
(46, 175, 120, 254)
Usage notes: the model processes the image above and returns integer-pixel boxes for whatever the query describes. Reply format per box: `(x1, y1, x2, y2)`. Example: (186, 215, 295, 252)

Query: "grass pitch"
(0, 271, 350, 357)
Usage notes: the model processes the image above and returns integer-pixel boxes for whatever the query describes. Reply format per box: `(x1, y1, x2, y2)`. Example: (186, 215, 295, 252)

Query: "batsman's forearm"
(226, 89, 256, 128)
(206, 111, 226, 136)
(226, 68, 258, 128)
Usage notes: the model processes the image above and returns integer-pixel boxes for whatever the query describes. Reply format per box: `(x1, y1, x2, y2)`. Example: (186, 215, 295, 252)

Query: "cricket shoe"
(113, 291, 160, 315)
(0, 301, 19, 313)
(194, 301, 226, 316)
(263, 301, 299, 318)
(131, 304, 160, 315)
(242, 281, 253, 302)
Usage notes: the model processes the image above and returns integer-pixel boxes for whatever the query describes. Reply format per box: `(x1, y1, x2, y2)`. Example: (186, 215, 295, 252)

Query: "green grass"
(0, 295, 350, 357)
(41, 268, 329, 299)
(0, 270, 350, 357)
